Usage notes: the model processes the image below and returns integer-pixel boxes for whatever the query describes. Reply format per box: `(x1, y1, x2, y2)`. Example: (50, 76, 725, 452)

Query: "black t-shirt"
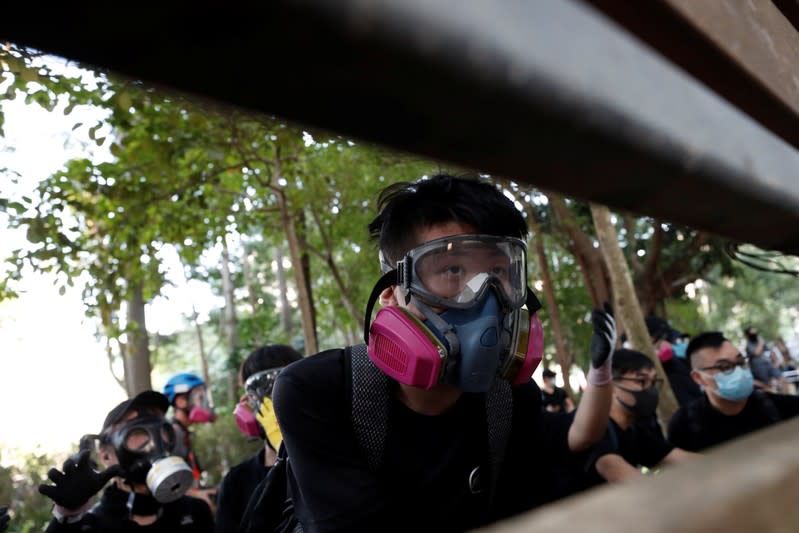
(215, 449, 268, 533)
(273, 348, 568, 533)
(668, 392, 799, 452)
(45, 484, 214, 533)
(541, 387, 568, 412)
(551, 414, 671, 495)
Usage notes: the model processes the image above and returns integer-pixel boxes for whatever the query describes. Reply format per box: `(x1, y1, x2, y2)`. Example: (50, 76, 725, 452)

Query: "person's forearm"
(567, 380, 612, 452)
(595, 454, 642, 483)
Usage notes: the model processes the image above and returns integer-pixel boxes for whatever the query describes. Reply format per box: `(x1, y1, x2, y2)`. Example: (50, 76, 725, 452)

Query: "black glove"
(0, 506, 9, 533)
(38, 450, 121, 511)
(590, 302, 617, 369)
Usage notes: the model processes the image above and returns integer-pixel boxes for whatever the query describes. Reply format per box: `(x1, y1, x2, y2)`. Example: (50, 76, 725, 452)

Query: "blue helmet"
(163, 372, 205, 404)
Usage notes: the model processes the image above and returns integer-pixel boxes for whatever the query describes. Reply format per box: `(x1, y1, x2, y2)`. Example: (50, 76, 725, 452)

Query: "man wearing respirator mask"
(271, 174, 619, 532)
(163, 373, 218, 513)
(38, 391, 213, 532)
(215, 344, 302, 533)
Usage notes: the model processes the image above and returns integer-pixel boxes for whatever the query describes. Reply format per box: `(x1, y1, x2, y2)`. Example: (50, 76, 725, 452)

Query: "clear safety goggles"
(244, 368, 282, 407)
(397, 234, 528, 310)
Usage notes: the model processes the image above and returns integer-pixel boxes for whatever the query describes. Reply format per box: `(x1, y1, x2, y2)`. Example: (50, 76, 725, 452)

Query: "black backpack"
(238, 344, 514, 533)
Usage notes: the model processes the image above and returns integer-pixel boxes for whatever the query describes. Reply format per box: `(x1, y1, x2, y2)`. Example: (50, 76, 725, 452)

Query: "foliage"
(0, 449, 69, 533)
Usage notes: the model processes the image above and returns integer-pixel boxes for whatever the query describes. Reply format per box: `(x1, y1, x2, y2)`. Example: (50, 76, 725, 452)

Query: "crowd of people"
(27, 174, 799, 532)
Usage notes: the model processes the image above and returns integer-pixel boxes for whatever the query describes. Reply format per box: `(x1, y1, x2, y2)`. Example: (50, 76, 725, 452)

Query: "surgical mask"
(672, 342, 688, 358)
(106, 415, 194, 503)
(713, 366, 754, 401)
(616, 386, 659, 418)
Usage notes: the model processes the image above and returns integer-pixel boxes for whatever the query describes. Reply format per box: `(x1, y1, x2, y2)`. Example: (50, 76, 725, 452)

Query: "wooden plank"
(584, 0, 799, 151)
(665, 0, 799, 119)
(2, 1, 799, 253)
(479, 417, 799, 533)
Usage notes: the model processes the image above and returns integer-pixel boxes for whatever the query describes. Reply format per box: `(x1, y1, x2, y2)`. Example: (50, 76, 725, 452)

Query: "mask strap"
(363, 270, 399, 344)
(410, 296, 461, 357)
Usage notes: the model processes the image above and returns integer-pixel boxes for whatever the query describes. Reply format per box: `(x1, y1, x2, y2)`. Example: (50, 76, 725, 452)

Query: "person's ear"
(690, 369, 708, 388)
(379, 285, 399, 307)
(99, 446, 114, 466)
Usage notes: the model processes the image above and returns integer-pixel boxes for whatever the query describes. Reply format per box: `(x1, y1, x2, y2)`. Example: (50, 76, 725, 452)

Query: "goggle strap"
(363, 269, 400, 344)
(526, 287, 542, 314)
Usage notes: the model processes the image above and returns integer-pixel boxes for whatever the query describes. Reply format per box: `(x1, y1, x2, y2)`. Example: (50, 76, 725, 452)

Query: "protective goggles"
(396, 234, 528, 311)
(244, 368, 282, 408)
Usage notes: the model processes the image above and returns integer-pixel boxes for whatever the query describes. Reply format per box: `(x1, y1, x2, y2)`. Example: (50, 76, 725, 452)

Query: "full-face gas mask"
(101, 414, 194, 503)
(234, 367, 284, 449)
(186, 386, 216, 424)
(365, 234, 544, 392)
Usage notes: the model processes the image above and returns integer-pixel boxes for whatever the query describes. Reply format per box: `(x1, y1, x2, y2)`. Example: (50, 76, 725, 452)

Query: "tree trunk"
(124, 281, 153, 396)
(191, 305, 214, 405)
(549, 194, 612, 307)
(277, 187, 318, 355)
(220, 236, 239, 358)
(241, 246, 260, 319)
(274, 245, 293, 335)
(220, 236, 239, 404)
(524, 200, 575, 397)
(590, 204, 679, 423)
(297, 211, 318, 350)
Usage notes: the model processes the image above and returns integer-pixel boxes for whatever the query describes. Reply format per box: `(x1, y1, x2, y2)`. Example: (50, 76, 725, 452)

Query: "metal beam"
(2, 0, 799, 252)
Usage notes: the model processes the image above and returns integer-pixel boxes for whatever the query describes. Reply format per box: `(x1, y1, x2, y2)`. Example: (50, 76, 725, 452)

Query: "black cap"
(542, 368, 557, 378)
(645, 316, 681, 343)
(101, 390, 169, 433)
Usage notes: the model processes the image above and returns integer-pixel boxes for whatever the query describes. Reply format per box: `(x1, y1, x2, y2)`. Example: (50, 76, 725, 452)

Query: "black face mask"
(616, 386, 659, 418)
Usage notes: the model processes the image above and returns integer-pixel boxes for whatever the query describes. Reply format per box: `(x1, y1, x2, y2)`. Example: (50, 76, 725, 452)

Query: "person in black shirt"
(215, 344, 302, 533)
(562, 350, 697, 492)
(668, 331, 799, 452)
(38, 391, 213, 532)
(273, 174, 618, 532)
(541, 368, 575, 413)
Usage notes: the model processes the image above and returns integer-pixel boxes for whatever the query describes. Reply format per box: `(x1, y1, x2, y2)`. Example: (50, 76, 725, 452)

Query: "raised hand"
(38, 450, 121, 511)
(590, 302, 617, 369)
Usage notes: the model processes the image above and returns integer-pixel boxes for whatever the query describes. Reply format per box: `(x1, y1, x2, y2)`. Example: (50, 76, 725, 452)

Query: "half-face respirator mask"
(102, 414, 194, 503)
(233, 367, 284, 449)
(365, 234, 544, 392)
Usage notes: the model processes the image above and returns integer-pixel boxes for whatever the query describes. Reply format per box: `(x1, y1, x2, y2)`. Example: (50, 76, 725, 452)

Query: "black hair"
(611, 349, 655, 379)
(368, 173, 528, 267)
(687, 331, 728, 368)
(240, 344, 303, 383)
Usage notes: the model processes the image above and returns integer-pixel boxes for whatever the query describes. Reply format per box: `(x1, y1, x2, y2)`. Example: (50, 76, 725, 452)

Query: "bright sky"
(0, 70, 220, 461)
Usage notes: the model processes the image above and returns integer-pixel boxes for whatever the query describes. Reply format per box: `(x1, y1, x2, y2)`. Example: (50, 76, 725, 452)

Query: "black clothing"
(541, 387, 569, 412)
(273, 348, 571, 533)
(556, 414, 671, 494)
(668, 392, 799, 452)
(45, 484, 213, 532)
(661, 358, 703, 407)
(215, 449, 268, 533)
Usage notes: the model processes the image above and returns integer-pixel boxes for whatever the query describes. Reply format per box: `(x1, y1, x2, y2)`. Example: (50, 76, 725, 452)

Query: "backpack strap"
(349, 343, 391, 472)
(348, 343, 514, 504)
(485, 378, 513, 504)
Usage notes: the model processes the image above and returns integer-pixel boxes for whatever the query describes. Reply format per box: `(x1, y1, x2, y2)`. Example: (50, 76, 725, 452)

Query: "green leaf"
(58, 285, 66, 296)
(72, 122, 83, 131)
